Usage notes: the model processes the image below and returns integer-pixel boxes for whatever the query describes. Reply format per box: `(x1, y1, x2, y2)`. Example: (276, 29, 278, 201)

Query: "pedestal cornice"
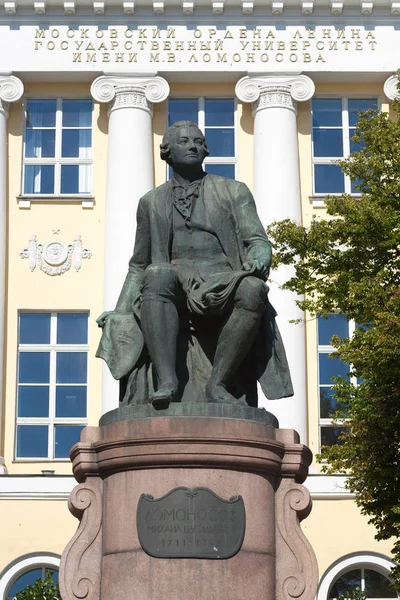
(90, 74, 170, 116)
(235, 73, 315, 115)
(0, 74, 24, 118)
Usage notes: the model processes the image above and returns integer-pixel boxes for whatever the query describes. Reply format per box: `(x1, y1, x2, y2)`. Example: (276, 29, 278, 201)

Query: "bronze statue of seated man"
(97, 121, 293, 408)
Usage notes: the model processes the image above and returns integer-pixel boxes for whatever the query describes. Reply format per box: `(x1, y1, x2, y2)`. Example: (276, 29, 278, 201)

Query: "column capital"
(384, 74, 400, 101)
(0, 74, 24, 118)
(235, 73, 315, 115)
(90, 74, 170, 116)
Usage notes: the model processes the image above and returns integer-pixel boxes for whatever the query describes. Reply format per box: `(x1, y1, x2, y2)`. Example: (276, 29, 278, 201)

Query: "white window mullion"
(342, 97, 352, 194)
(198, 97, 205, 133)
(48, 314, 58, 459)
(54, 99, 63, 195)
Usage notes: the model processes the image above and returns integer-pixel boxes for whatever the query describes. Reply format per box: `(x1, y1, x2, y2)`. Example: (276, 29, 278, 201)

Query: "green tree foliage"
(15, 571, 60, 600)
(267, 87, 400, 586)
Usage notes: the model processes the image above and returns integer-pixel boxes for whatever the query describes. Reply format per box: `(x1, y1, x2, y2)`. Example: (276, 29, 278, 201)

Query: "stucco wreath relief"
(20, 234, 92, 276)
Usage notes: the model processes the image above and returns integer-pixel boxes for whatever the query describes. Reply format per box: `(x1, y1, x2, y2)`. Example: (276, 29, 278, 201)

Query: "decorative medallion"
(20, 234, 92, 276)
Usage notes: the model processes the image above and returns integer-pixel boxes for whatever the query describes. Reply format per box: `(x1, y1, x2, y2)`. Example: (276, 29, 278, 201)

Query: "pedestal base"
(60, 412, 318, 600)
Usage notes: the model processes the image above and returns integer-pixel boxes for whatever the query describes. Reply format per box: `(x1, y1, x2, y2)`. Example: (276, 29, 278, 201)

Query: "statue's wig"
(160, 120, 209, 165)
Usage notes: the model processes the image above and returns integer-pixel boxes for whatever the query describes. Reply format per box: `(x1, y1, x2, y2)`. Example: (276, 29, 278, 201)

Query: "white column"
(0, 74, 24, 470)
(91, 74, 169, 415)
(236, 74, 315, 443)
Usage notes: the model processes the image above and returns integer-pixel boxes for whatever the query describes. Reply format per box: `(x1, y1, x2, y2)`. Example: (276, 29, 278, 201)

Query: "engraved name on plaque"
(137, 487, 246, 559)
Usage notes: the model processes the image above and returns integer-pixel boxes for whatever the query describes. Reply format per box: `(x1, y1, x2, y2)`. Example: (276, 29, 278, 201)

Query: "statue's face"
(169, 125, 207, 169)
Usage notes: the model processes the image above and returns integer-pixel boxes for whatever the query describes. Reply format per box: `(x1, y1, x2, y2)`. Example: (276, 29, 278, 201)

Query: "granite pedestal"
(59, 405, 318, 600)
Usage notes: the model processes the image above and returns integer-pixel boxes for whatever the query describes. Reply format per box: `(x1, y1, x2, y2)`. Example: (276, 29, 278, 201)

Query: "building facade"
(0, 3, 399, 598)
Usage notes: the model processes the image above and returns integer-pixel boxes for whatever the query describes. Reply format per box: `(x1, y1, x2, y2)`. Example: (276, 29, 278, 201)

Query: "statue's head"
(160, 121, 209, 169)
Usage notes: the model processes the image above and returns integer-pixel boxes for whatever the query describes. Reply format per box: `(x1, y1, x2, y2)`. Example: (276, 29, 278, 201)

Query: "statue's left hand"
(96, 311, 113, 328)
(243, 260, 270, 280)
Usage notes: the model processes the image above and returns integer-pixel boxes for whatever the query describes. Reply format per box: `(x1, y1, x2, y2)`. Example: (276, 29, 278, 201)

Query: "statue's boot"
(141, 298, 179, 405)
(205, 306, 262, 405)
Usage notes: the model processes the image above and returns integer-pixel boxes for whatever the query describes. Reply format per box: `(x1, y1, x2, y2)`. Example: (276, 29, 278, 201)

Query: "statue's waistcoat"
(171, 188, 231, 280)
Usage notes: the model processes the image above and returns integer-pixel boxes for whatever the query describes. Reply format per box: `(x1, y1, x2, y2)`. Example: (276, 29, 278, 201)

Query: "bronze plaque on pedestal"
(137, 486, 246, 559)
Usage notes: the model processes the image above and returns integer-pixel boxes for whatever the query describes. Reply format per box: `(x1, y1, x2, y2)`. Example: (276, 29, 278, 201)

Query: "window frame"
(317, 314, 356, 450)
(317, 553, 398, 600)
(15, 311, 89, 462)
(0, 553, 60, 600)
(20, 96, 94, 202)
(311, 95, 381, 203)
(166, 95, 238, 180)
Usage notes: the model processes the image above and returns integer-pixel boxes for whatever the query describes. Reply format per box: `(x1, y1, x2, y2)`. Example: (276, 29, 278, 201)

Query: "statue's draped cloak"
(96, 174, 294, 405)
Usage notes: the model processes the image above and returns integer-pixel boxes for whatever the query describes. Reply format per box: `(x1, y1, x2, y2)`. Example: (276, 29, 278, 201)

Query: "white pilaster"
(0, 74, 23, 466)
(91, 73, 169, 415)
(236, 73, 315, 443)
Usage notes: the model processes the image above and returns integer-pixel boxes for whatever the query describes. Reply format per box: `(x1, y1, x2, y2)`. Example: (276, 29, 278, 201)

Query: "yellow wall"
(307, 498, 395, 580)
(0, 500, 76, 568)
(3, 83, 108, 474)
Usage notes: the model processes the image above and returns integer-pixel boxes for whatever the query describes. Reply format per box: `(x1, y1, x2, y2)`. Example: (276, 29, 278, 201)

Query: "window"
(0, 554, 60, 600)
(318, 314, 356, 447)
(329, 568, 397, 599)
(168, 98, 236, 179)
(7, 568, 58, 600)
(16, 313, 88, 460)
(312, 98, 377, 195)
(318, 554, 398, 600)
(22, 99, 93, 196)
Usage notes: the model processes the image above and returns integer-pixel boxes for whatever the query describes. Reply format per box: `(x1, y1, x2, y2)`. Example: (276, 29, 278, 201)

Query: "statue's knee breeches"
(141, 263, 180, 302)
(234, 276, 268, 313)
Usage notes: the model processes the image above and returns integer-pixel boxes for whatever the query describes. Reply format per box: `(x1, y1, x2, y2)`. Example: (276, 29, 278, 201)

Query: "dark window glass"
(319, 354, 350, 384)
(205, 99, 234, 126)
(318, 314, 349, 345)
(16, 425, 48, 458)
(25, 129, 55, 158)
(57, 313, 88, 344)
(26, 100, 56, 128)
(56, 352, 87, 383)
(168, 99, 198, 126)
(8, 569, 43, 597)
(204, 129, 234, 157)
(205, 164, 235, 179)
(24, 165, 55, 194)
(18, 386, 49, 418)
(329, 570, 361, 598)
(321, 426, 345, 446)
(19, 313, 51, 344)
(314, 164, 345, 193)
(350, 132, 366, 154)
(19, 352, 50, 384)
(313, 129, 343, 158)
(60, 165, 79, 193)
(54, 425, 84, 458)
(62, 100, 92, 127)
(348, 99, 377, 127)
(8, 568, 58, 599)
(312, 99, 342, 127)
(56, 386, 87, 418)
(62, 129, 91, 158)
(364, 570, 397, 598)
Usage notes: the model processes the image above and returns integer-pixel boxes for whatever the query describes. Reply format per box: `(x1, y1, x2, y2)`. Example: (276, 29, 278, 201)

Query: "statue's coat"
(97, 174, 294, 403)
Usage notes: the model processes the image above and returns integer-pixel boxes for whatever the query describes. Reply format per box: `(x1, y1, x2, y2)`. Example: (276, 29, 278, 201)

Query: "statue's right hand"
(96, 311, 113, 328)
